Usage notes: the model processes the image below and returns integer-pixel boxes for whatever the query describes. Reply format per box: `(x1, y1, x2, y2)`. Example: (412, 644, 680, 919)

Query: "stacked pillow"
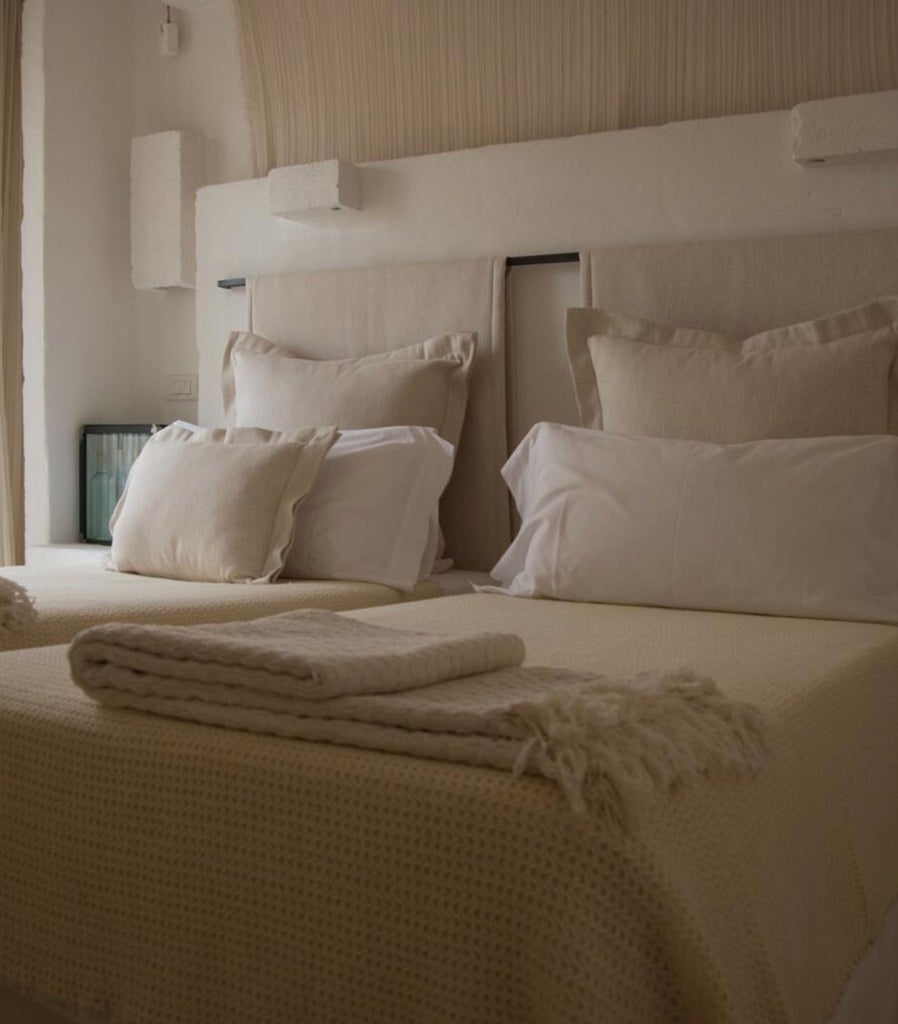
(108, 424, 338, 584)
(565, 299, 898, 438)
(491, 298, 898, 624)
(222, 331, 474, 443)
(282, 426, 453, 590)
(108, 330, 474, 589)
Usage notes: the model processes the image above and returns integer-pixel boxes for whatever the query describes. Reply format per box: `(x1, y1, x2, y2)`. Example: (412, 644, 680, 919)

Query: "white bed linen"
(490, 424, 898, 624)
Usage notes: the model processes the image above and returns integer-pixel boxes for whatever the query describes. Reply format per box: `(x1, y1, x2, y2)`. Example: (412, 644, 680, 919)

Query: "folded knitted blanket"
(70, 608, 526, 699)
(69, 610, 767, 827)
(0, 575, 36, 633)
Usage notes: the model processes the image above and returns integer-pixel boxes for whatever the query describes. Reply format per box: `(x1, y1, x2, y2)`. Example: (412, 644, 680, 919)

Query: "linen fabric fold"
(70, 608, 526, 701)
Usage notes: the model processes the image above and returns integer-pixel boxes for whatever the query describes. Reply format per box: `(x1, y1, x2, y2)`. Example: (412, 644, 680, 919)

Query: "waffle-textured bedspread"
(0, 565, 439, 652)
(2, 594, 898, 1024)
(68, 609, 766, 829)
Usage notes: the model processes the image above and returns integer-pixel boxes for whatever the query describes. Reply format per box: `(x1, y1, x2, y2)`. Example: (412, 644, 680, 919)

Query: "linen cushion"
(108, 424, 337, 584)
(222, 331, 475, 449)
(490, 422, 898, 624)
(566, 298, 898, 440)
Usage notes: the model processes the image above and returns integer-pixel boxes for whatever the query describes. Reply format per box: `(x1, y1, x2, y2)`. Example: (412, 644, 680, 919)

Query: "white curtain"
(235, 0, 898, 175)
(0, 0, 23, 565)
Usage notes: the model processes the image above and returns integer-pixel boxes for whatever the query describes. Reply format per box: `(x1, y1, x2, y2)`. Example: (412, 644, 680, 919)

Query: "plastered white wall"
(22, 0, 251, 547)
(23, 0, 137, 547)
(197, 108, 898, 427)
(129, 0, 251, 432)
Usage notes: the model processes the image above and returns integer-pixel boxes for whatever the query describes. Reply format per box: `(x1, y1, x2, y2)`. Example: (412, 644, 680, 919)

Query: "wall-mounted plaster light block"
(269, 160, 362, 220)
(131, 131, 203, 290)
(792, 90, 898, 166)
(162, 0, 230, 9)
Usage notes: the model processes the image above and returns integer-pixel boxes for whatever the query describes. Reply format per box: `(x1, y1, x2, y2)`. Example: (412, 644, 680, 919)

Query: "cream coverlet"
(68, 610, 765, 828)
(2, 595, 898, 1024)
(0, 565, 439, 653)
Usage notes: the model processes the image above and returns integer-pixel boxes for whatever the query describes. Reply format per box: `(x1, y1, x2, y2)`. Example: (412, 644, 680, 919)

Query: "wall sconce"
(792, 89, 898, 166)
(269, 159, 362, 221)
(131, 130, 204, 290)
(161, 0, 229, 8)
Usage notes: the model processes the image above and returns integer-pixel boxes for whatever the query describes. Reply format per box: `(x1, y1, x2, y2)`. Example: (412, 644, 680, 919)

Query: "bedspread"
(1, 594, 897, 1024)
(0, 565, 440, 652)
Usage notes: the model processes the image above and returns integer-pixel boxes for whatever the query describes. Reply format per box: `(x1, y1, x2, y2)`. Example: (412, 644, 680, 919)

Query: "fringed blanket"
(69, 610, 766, 827)
(0, 575, 36, 634)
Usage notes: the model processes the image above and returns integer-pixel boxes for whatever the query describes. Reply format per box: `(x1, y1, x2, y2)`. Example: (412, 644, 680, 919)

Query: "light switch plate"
(165, 374, 198, 400)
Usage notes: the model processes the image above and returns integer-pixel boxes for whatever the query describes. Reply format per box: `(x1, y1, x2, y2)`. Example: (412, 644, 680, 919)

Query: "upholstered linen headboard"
(510, 227, 898, 440)
(581, 226, 898, 337)
(244, 257, 508, 572)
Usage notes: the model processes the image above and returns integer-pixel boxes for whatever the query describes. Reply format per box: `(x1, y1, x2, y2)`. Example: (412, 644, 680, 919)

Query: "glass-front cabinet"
(80, 424, 162, 543)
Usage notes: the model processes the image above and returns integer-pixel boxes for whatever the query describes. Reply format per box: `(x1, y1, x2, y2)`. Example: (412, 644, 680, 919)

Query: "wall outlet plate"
(165, 374, 198, 400)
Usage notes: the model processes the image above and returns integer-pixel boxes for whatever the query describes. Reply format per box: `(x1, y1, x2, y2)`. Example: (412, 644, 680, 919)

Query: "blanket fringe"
(510, 669, 768, 829)
(0, 576, 37, 634)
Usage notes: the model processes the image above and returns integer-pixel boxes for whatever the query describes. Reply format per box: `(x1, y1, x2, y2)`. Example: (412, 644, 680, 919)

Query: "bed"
(2, 594, 897, 1024)
(0, 563, 456, 653)
(3, 226, 898, 1024)
(2, 255, 506, 653)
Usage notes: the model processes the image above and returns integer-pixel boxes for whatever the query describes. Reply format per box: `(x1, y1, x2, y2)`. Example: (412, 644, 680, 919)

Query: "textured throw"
(69, 609, 526, 699)
(69, 611, 765, 825)
(512, 669, 767, 828)
(0, 575, 35, 633)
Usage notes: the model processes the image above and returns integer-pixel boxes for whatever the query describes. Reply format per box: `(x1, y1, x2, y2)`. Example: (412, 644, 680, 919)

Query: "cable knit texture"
(69, 608, 524, 699)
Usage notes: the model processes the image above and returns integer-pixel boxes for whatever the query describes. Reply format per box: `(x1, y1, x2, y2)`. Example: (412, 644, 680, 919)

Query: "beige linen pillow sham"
(108, 424, 338, 584)
(222, 331, 476, 449)
(566, 298, 898, 441)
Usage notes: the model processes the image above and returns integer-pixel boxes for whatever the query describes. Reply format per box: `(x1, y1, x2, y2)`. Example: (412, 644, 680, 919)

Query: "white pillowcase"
(490, 423, 898, 624)
(282, 426, 454, 591)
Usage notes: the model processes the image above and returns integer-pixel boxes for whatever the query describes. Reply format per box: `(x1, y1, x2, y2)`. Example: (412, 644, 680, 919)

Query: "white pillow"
(108, 424, 338, 584)
(490, 423, 898, 624)
(282, 426, 454, 591)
